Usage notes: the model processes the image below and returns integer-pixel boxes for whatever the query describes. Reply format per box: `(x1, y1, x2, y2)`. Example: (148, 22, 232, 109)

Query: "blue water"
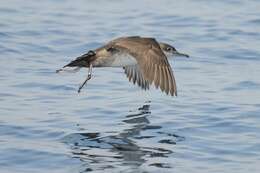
(1, 0, 260, 172)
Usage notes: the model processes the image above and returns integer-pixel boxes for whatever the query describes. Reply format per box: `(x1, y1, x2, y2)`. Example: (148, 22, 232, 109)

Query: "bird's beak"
(173, 51, 189, 58)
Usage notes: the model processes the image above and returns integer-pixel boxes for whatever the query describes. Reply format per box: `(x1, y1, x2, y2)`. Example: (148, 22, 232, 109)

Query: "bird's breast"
(94, 53, 137, 67)
(110, 53, 137, 67)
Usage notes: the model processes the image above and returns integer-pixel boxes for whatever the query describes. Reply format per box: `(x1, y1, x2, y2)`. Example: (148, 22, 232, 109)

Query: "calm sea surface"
(1, 0, 260, 172)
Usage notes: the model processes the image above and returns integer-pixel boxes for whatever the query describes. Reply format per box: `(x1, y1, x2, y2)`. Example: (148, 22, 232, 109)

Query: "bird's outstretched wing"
(123, 65, 149, 90)
(111, 37, 177, 96)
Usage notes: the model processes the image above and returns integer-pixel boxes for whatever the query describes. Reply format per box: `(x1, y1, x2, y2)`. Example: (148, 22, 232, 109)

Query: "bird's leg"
(78, 64, 93, 93)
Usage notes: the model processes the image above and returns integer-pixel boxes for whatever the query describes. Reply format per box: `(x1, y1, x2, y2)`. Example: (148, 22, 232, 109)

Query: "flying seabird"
(57, 36, 189, 96)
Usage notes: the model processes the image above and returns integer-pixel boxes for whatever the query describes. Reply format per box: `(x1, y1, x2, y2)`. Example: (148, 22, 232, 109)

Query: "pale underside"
(100, 53, 138, 67)
(98, 36, 178, 96)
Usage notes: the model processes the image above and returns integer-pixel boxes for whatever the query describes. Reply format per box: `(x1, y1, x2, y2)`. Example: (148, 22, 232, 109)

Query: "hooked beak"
(173, 51, 189, 58)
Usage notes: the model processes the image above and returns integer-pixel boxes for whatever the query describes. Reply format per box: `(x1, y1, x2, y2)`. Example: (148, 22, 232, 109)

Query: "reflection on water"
(62, 103, 184, 172)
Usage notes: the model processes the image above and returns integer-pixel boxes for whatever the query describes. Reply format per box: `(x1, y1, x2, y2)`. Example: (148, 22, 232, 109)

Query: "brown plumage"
(57, 36, 189, 96)
(109, 36, 177, 96)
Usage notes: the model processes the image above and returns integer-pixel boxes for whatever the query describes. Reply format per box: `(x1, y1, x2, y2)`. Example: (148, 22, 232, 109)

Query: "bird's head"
(159, 42, 189, 58)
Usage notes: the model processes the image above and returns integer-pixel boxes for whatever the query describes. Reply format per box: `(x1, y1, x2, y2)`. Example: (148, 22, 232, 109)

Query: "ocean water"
(1, 0, 260, 172)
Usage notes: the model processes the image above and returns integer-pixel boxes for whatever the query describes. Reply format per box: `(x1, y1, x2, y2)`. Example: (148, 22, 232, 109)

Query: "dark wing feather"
(112, 37, 177, 96)
(123, 65, 149, 90)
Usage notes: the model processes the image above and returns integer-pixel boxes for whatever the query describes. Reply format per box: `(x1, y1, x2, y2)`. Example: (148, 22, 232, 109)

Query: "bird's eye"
(166, 47, 172, 51)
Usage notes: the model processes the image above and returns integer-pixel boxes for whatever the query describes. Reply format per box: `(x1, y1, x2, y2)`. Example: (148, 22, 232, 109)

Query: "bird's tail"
(56, 50, 96, 73)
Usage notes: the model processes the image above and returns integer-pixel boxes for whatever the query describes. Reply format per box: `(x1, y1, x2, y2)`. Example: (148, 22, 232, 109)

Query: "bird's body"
(57, 36, 189, 96)
(92, 49, 137, 67)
